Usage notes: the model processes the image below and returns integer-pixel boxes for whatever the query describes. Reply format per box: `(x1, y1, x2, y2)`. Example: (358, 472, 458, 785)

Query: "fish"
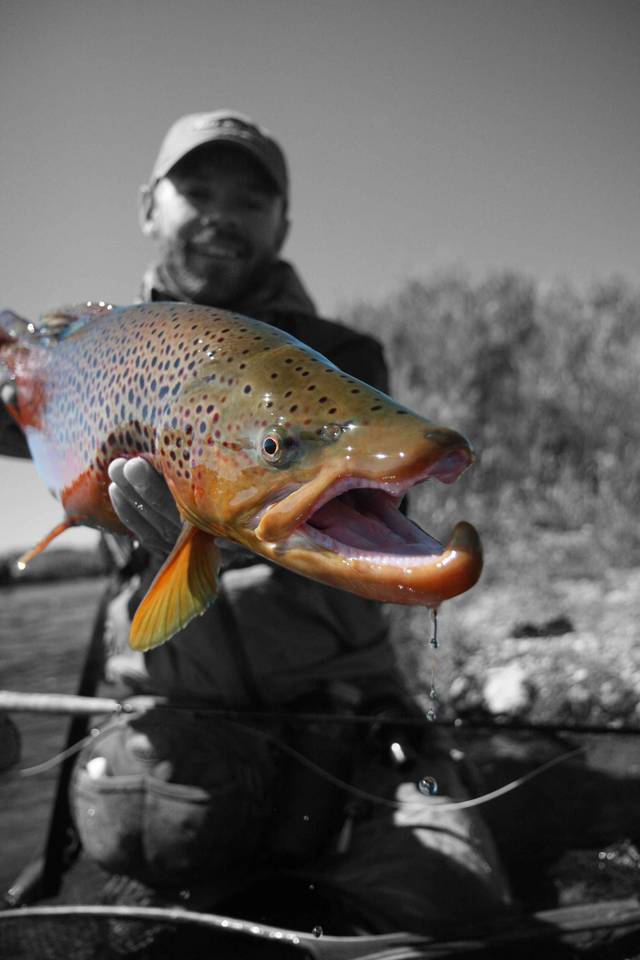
(0, 301, 483, 651)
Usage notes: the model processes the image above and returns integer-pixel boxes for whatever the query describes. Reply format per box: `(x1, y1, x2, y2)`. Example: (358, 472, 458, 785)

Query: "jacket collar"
(139, 259, 317, 325)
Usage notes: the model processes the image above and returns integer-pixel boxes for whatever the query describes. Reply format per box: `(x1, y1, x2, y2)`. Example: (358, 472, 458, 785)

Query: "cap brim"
(154, 133, 285, 195)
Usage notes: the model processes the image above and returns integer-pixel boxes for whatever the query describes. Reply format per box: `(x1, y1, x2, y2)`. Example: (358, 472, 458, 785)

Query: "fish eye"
(262, 434, 281, 461)
(259, 427, 299, 467)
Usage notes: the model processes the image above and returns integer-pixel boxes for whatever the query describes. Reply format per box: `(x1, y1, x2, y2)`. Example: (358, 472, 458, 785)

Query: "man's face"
(141, 144, 289, 306)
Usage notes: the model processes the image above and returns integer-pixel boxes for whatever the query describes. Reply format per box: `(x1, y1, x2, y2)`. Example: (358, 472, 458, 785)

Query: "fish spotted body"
(0, 302, 483, 650)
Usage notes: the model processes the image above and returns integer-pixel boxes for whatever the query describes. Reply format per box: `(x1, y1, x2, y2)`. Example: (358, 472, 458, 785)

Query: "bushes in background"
(346, 270, 640, 566)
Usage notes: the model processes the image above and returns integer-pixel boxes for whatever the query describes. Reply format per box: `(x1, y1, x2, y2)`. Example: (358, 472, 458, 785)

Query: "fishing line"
(226, 717, 586, 812)
(19, 724, 120, 777)
(15, 706, 585, 813)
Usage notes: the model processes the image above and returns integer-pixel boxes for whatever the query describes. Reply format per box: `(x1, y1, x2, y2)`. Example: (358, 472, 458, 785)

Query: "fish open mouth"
(302, 485, 444, 564)
(269, 473, 483, 605)
(252, 434, 483, 604)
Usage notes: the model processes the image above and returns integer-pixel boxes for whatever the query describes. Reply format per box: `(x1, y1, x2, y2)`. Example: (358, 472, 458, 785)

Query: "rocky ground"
(392, 527, 640, 728)
(445, 562, 640, 728)
(388, 526, 640, 917)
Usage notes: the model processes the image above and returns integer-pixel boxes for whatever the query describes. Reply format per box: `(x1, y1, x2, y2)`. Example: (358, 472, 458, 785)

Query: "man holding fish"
(0, 111, 509, 933)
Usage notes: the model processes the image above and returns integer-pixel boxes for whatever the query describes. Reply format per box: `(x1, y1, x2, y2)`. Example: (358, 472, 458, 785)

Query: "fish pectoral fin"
(16, 518, 79, 570)
(129, 523, 220, 652)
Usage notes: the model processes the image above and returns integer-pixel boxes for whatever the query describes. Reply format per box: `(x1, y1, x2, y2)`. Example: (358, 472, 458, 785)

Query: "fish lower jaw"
(264, 481, 482, 602)
(277, 520, 482, 606)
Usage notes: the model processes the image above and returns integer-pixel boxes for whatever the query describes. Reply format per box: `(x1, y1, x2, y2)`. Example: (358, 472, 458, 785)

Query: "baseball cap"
(149, 110, 289, 199)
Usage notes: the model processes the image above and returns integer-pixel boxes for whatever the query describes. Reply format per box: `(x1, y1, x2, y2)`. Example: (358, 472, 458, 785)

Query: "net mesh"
(0, 910, 301, 960)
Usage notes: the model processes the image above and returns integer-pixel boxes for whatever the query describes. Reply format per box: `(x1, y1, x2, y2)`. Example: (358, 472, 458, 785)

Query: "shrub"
(345, 270, 640, 566)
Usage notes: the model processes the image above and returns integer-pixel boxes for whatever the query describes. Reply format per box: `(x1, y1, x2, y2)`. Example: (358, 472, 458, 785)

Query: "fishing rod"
(0, 687, 588, 812)
(2, 689, 640, 737)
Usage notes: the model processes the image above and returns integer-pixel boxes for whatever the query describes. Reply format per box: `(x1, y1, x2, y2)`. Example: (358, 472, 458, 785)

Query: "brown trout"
(0, 301, 482, 650)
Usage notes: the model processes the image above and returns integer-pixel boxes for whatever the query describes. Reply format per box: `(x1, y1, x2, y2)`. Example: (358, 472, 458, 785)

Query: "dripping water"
(429, 607, 439, 649)
(425, 606, 440, 722)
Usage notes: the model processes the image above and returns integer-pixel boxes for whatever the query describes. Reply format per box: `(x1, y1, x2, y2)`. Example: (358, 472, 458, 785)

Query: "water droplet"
(429, 686, 438, 701)
(429, 607, 439, 649)
(426, 708, 437, 722)
(312, 925, 323, 938)
(417, 776, 438, 796)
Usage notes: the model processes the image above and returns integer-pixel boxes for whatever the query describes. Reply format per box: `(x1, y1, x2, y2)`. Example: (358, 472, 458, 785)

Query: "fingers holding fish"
(0, 382, 30, 458)
(108, 458, 181, 555)
(0, 382, 16, 406)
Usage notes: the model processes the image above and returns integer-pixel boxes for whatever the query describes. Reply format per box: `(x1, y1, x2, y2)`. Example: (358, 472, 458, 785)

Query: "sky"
(1, 0, 639, 552)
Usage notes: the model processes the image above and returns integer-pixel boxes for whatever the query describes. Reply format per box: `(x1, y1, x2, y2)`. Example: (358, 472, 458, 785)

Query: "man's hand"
(0, 381, 30, 458)
(108, 456, 252, 566)
(108, 458, 182, 556)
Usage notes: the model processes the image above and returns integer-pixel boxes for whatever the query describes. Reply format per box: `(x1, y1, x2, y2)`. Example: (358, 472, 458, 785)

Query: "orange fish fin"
(16, 517, 79, 570)
(129, 523, 220, 652)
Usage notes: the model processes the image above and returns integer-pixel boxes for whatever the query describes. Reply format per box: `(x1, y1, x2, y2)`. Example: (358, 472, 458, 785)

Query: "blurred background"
(2, 0, 640, 915)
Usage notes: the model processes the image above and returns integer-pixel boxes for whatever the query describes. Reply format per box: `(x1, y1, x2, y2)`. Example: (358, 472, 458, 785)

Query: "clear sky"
(1, 0, 639, 552)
